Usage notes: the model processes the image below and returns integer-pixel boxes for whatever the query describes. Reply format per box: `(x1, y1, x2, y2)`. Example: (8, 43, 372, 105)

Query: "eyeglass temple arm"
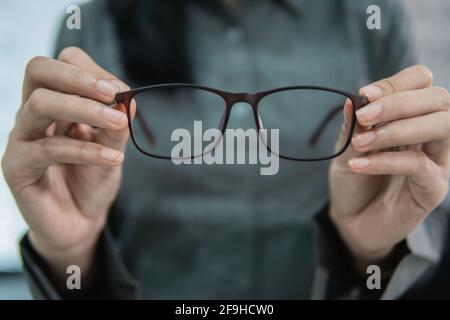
(135, 111, 156, 146)
(308, 97, 368, 147)
(308, 105, 342, 147)
(115, 93, 156, 146)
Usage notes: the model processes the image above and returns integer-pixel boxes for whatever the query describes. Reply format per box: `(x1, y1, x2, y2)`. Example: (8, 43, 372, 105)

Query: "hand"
(330, 65, 450, 271)
(1, 47, 130, 286)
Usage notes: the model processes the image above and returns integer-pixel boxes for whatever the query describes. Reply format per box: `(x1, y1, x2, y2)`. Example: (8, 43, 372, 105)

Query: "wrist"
(28, 230, 99, 290)
(329, 208, 395, 274)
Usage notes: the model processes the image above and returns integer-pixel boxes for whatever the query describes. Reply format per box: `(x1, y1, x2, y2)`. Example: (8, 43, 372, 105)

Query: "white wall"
(0, 0, 89, 270)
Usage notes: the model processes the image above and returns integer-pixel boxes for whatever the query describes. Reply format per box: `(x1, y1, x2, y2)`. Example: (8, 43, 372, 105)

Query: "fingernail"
(100, 148, 123, 161)
(102, 107, 127, 125)
(356, 103, 383, 124)
(110, 79, 129, 92)
(352, 131, 376, 147)
(96, 80, 120, 97)
(349, 157, 370, 169)
(361, 85, 384, 101)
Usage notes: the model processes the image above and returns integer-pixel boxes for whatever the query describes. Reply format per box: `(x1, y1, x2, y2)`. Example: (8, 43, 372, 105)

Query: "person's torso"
(76, 0, 371, 299)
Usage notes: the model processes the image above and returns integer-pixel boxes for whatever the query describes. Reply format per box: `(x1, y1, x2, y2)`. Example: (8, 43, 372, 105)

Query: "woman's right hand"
(1, 47, 130, 287)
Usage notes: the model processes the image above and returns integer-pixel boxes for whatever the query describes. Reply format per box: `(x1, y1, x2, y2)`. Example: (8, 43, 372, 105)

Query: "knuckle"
(1, 158, 17, 187)
(78, 142, 92, 159)
(381, 77, 400, 94)
(39, 137, 57, 161)
(58, 46, 83, 62)
(26, 88, 47, 114)
(71, 67, 99, 86)
(1, 153, 12, 182)
(71, 67, 87, 84)
(433, 86, 450, 108)
(438, 112, 450, 137)
(25, 56, 47, 79)
(382, 121, 404, 142)
(413, 150, 432, 172)
(415, 64, 434, 86)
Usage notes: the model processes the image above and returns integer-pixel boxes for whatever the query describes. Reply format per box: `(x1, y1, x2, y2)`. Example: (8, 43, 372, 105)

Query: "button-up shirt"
(20, 0, 449, 299)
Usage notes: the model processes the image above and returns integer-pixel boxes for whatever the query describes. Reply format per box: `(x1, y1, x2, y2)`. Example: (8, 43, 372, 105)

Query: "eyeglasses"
(114, 84, 369, 161)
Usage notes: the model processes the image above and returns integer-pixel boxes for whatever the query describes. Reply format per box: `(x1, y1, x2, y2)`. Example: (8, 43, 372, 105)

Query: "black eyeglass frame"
(115, 84, 369, 161)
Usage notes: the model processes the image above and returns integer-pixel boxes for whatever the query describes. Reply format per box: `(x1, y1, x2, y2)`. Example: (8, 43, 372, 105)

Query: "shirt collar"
(192, 0, 303, 22)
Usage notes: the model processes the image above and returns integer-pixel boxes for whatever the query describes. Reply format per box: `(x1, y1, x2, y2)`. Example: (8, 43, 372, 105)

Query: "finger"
(360, 65, 434, 102)
(352, 111, 450, 153)
(23, 56, 121, 105)
(356, 86, 450, 127)
(348, 150, 448, 208)
(58, 47, 132, 152)
(349, 150, 448, 233)
(22, 136, 124, 170)
(58, 47, 130, 92)
(348, 150, 441, 178)
(53, 120, 74, 136)
(423, 137, 450, 168)
(94, 102, 132, 152)
(333, 99, 367, 165)
(68, 123, 95, 142)
(17, 88, 127, 140)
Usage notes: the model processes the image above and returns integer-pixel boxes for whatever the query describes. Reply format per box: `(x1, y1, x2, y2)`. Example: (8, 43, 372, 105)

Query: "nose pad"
(219, 112, 226, 130)
(257, 114, 264, 128)
(203, 111, 228, 155)
(257, 114, 269, 146)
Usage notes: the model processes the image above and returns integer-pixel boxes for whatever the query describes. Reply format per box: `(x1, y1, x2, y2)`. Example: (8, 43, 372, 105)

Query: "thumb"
(95, 102, 130, 153)
(333, 99, 367, 167)
(95, 80, 136, 152)
(95, 80, 136, 153)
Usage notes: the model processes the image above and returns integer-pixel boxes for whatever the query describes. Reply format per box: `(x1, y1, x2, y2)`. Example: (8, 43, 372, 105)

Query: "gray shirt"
(20, 0, 449, 299)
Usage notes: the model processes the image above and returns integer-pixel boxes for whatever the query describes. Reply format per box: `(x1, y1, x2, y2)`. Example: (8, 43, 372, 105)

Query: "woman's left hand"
(330, 65, 450, 270)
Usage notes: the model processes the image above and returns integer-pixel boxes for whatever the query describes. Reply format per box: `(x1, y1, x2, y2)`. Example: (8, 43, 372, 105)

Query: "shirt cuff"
(314, 204, 446, 300)
(20, 228, 140, 299)
(381, 209, 446, 299)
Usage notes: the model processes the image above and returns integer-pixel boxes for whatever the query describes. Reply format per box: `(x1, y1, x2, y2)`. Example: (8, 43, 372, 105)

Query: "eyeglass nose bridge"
(223, 92, 260, 109)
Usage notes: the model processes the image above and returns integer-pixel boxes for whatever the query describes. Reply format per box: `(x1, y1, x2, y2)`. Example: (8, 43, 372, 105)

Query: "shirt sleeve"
(314, 205, 449, 300)
(381, 204, 449, 299)
(313, 205, 409, 300)
(20, 228, 140, 300)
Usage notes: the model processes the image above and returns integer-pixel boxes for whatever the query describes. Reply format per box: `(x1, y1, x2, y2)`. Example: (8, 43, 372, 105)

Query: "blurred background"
(0, 0, 449, 299)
